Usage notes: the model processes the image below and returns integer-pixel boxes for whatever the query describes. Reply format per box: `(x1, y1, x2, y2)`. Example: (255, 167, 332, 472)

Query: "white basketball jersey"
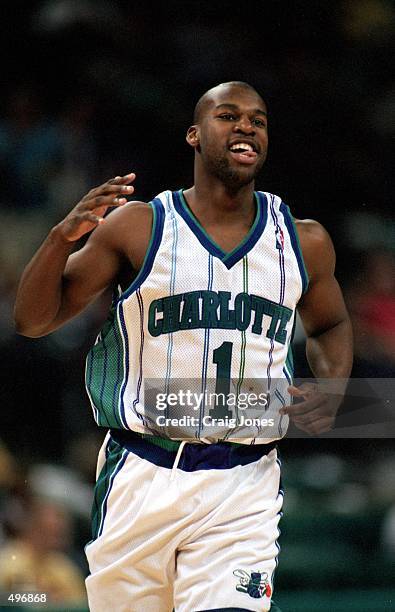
(85, 190, 309, 444)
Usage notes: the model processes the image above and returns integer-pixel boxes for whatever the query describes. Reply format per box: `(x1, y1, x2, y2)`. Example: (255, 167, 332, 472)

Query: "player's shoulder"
(106, 191, 171, 226)
(88, 200, 155, 270)
(99, 200, 153, 232)
(294, 218, 336, 280)
(88, 200, 153, 255)
(294, 218, 334, 251)
(111, 200, 153, 221)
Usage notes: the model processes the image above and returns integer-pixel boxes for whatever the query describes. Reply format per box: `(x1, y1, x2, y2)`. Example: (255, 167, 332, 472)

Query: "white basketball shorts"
(85, 430, 283, 612)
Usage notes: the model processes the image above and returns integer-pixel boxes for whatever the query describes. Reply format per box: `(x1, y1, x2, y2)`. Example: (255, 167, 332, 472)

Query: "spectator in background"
(346, 249, 395, 375)
(0, 497, 87, 605)
(0, 87, 63, 211)
(46, 95, 99, 220)
(0, 87, 99, 219)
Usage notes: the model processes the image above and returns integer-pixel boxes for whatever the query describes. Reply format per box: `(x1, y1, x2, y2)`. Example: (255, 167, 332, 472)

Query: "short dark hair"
(193, 81, 261, 123)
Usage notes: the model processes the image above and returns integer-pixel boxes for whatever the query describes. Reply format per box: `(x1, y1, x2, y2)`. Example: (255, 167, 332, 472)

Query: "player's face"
(193, 86, 268, 189)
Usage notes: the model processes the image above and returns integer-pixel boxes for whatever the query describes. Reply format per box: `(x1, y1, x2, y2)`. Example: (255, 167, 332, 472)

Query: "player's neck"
(184, 180, 256, 225)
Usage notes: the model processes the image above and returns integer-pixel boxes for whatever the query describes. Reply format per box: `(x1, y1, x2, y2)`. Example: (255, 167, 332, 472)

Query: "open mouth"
(228, 142, 258, 165)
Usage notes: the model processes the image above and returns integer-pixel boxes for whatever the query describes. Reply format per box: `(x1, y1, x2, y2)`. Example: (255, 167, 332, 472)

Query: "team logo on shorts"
(233, 568, 272, 599)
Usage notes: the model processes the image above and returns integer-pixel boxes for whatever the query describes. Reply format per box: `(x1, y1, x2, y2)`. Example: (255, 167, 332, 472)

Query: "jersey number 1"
(210, 341, 233, 418)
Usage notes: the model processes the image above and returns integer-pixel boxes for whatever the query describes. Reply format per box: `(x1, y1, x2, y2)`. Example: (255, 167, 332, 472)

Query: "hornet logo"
(233, 569, 272, 599)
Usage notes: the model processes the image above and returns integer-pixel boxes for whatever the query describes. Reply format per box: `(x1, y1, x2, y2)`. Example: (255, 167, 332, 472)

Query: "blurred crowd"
(0, 0, 394, 607)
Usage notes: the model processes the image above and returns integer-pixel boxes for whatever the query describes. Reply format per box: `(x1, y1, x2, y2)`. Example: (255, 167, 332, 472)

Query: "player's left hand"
(279, 383, 340, 435)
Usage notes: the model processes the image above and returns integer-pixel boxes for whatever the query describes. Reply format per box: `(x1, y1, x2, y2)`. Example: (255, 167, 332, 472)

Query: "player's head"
(186, 81, 268, 189)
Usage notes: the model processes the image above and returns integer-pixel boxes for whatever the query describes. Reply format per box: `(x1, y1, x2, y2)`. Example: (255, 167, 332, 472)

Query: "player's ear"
(186, 125, 200, 149)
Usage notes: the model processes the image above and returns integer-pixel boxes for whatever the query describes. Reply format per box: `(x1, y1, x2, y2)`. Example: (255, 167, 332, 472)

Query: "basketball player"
(15, 82, 353, 612)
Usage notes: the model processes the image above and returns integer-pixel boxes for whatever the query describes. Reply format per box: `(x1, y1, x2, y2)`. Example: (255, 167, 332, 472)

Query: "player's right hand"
(55, 173, 136, 242)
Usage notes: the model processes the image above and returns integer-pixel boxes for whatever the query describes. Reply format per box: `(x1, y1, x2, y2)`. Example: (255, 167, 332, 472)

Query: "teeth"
(230, 142, 254, 152)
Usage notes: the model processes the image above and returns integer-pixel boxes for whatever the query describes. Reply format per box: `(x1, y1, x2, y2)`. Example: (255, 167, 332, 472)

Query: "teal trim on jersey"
(164, 206, 179, 397)
(178, 189, 226, 256)
(198, 253, 214, 435)
(86, 198, 165, 430)
(223, 195, 261, 260)
(225, 191, 268, 268)
(279, 202, 309, 294)
(284, 315, 296, 383)
(222, 255, 248, 441)
(283, 344, 294, 385)
(290, 212, 309, 293)
(90, 438, 127, 541)
(86, 307, 125, 429)
(120, 197, 165, 300)
(174, 190, 268, 269)
(285, 344, 294, 377)
(236, 255, 248, 404)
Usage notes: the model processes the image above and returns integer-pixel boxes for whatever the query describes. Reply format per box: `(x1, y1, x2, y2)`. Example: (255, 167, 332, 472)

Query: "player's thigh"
(86, 441, 176, 612)
(174, 450, 282, 612)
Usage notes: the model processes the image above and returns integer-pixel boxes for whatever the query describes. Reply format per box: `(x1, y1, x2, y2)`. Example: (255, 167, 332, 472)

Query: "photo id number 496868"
(7, 593, 47, 604)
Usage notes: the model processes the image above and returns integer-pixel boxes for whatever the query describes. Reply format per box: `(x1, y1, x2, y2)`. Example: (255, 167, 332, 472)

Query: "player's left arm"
(280, 220, 353, 434)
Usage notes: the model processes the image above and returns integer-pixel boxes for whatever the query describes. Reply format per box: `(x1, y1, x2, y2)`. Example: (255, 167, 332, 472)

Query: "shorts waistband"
(109, 428, 277, 471)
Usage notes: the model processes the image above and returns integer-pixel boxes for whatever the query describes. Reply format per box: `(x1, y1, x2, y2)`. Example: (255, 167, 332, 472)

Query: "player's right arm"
(14, 173, 150, 337)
